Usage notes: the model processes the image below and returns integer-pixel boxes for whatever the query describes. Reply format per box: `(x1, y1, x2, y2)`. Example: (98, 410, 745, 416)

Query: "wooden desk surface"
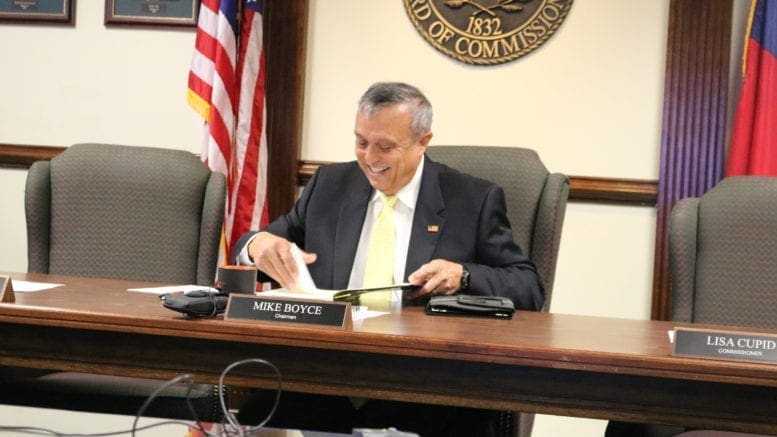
(1, 273, 775, 433)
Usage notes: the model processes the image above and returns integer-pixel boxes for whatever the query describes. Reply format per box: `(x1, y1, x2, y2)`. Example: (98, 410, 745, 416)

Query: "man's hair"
(358, 82, 433, 138)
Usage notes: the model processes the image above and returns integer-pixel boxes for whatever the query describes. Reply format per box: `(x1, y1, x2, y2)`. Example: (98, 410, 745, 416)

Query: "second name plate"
(672, 326, 777, 364)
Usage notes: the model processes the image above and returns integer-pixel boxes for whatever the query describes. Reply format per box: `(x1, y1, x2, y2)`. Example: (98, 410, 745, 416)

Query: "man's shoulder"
(313, 160, 362, 181)
(317, 160, 359, 175)
(308, 161, 367, 192)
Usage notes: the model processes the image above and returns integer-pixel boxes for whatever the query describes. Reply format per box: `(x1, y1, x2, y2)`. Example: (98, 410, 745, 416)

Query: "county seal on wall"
(404, 0, 573, 65)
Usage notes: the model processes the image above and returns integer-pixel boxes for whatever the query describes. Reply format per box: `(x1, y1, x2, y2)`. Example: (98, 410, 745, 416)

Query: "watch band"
(460, 264, 470, 290)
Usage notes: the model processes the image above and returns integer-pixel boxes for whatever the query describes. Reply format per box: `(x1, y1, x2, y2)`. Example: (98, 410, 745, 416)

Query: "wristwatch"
(460, 264, 470, 291)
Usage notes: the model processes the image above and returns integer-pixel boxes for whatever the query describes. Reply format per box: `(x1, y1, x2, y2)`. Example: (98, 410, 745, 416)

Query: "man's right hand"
(247, 233, 317, 290)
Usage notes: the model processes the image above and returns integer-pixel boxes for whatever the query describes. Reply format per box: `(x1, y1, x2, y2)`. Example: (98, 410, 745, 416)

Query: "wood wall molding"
(0, 144, 656, 206)
(0, 144, 64, 168)
(567, 176, 657, 206)
(301, 160, 657, 206)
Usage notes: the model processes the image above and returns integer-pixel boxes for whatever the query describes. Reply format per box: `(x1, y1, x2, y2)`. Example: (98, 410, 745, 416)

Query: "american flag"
(187, 0, 269, 260)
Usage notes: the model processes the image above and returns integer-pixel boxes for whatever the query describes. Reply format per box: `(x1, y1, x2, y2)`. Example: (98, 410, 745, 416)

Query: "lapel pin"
(427, 225, 439, 233)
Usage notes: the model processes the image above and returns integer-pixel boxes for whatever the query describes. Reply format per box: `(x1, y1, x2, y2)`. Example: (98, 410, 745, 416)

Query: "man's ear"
(419, 131, 433, 149)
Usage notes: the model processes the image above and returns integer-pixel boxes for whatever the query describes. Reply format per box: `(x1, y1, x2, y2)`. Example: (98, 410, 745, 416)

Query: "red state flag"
(727, 0, 777, 176)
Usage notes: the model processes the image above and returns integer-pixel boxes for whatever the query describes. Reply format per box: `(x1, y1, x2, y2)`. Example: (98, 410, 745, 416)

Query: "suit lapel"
(333, 173, 372, 289)
(404, 159, 446, 280)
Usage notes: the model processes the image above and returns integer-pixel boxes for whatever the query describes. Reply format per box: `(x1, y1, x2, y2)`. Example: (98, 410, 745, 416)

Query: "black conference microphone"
(161, 265, 257, 318)
(161, 289, 229, 318)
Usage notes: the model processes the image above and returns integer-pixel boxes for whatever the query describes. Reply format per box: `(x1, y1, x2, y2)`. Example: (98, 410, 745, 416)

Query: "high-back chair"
(1, 143, 226, 421)
(426, 146, 569, 310)
(26, 143, 225, 285)
(426, 145, 569, 437)
(670, 176, 777, 329)
(608, 177, 777, 437)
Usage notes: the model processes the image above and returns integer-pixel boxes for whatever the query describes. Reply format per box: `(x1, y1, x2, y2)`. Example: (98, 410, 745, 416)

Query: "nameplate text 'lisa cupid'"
(672, 327, 777, 364)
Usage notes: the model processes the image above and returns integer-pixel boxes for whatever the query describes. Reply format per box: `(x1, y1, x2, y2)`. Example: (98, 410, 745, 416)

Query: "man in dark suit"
(235, 82, 543, 311)
(233, 82, 544, 436)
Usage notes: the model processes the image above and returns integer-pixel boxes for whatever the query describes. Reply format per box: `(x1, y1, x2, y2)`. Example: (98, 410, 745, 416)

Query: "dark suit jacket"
(233, 156, 545, 310)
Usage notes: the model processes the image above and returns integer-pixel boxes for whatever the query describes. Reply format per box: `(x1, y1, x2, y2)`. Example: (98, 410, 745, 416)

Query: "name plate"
(672, 327, 777, 364)
(225, 294, 351, 328)
(0, 275, 14, 303)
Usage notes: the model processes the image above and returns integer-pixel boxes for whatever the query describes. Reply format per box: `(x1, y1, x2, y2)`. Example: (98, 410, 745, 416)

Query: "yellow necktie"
(361, 194, 397, 309)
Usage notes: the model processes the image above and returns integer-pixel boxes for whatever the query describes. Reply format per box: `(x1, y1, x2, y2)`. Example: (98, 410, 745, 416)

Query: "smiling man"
(233, 82, 544, 435)
(235, 82, 543, 311)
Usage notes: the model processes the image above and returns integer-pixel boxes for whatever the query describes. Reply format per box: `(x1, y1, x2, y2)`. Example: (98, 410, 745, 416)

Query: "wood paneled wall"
(652, 0, 732, 320)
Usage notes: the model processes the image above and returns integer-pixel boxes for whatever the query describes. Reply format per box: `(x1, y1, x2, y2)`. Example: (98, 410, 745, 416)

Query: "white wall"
(302, 0, 669, 329)
(0, 4, 201, 149)
(0, 1, 751, 435)
(303, 2, 667, 179)
(0, 1, 202, 272)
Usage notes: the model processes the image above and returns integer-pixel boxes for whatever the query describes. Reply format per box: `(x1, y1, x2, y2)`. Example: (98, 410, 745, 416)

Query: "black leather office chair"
(426, 146, 569, 437)
(0, 143, 226, 421)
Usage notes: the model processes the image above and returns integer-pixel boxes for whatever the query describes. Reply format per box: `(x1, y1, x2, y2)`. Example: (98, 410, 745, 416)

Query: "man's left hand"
(407, 259, 463, 299)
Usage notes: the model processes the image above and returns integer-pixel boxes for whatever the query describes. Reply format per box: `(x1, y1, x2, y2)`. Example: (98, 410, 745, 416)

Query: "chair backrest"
(25, 143, 226, 286)
(425, 146, 569, 310)
(670, 176, 777, 329)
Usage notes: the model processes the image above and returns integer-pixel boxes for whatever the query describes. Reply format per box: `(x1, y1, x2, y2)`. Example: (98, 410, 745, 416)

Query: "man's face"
(354, 103, 432, 195)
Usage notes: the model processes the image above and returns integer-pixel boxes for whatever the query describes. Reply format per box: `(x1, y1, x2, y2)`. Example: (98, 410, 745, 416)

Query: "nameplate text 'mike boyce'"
(225, 294, 352, 328)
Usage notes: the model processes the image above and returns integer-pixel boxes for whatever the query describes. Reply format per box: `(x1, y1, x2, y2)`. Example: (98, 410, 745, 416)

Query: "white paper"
(290, 243, 318, 293)
(351, 307, 389, 321)
(260, 288, 336, 300)
(281, 244, 398, 316)
(128, 285, 219, 295)
(11, 280, 64, 293)
(668, 329, 675, 343)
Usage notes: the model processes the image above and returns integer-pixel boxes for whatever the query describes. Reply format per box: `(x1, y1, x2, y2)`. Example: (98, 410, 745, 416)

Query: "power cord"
(131, 373, 205, 437)
(0, 357, 283, 437)
(217, 358, 282, 437)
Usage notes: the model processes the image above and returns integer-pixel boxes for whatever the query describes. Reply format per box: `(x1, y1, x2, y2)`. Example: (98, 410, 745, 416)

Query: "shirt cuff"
(236, 233, 261, 266)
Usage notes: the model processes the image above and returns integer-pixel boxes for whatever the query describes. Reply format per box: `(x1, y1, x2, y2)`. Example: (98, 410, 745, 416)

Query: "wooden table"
(0, 273, 775, 433)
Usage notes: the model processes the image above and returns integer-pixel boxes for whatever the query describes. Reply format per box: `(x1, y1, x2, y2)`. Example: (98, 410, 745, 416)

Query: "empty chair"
(670, 176, 777, 328)
(0, 143, 226, 421)
(608, 176, 777, 437)
(26, 143, 225, 285)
